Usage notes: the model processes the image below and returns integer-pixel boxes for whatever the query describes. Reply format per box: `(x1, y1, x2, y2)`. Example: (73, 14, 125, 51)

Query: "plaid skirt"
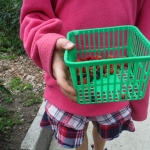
(40, 100, 135, 148)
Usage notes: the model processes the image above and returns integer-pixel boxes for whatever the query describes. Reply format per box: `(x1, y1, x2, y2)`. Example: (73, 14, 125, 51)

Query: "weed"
(9, 77, 43, 106)
(0, 53, 17, 60)
(9, 78, 33, 92)
(20, 91, 43, 107)
(0, 78, 11, 96)
(0, 105, 23, 134)
(0, 85, 11, 96)
(4, 97, 14, 104)
(0, 78, 12, 103)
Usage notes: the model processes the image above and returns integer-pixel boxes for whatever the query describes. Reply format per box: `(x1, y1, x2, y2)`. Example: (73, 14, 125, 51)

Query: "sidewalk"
(49, 106, 150, 150)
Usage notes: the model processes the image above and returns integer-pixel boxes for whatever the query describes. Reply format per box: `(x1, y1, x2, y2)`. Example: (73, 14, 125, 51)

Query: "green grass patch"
(21, 91, 43, 107)
(9, 77, 43, 106)
(0, 53, 17, 60)
(0, 105, 23, 134)
(9, 78, 33, 92)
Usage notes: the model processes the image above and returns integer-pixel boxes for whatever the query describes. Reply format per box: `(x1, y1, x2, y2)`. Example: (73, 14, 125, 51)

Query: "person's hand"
(52, 38, 77, 102)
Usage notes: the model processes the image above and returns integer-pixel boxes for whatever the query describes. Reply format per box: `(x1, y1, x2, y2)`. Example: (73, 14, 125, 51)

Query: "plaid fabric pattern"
(98, 119, 135, 140)
(45, 101, 87, 130)
(94, 105, 132, 125)
(40, 100, 135, 148)
(41, 111, 84, 148)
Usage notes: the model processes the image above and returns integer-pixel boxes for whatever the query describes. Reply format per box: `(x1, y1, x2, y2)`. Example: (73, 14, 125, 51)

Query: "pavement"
(21, 99, 150, 150)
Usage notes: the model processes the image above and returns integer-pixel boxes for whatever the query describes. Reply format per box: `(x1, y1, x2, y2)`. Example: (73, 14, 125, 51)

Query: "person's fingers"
(52, 49, 77, 101)
(53, 63, 77, 101)
(53, 53, 76, 95)
(56, 38, 75, 50)
(57, 77, 76, 96)
(55, 38, 75, 58)
(56, 71, 77, 102)
(60, 88, 77, 102)
(67, 78, 74, 87)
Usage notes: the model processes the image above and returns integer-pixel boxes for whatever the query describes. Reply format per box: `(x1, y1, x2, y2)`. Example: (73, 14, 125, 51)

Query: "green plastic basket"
(64, 25, 150, 104)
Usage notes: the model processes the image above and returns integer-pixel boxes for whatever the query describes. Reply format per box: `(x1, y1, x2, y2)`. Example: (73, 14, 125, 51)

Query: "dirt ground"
(0, 54, 45, 150)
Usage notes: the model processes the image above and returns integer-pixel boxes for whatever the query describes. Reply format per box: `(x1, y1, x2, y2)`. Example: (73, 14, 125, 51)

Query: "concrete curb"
(21, 101, 54, 150)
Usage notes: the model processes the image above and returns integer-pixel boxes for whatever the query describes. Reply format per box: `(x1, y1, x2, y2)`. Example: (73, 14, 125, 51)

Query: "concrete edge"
(21, 100, 54, 150)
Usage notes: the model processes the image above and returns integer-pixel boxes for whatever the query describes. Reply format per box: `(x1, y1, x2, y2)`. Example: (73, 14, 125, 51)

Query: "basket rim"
(64, 25, 150, 67)
(66, 25, 150, 46)
(64, 54, 150, 67)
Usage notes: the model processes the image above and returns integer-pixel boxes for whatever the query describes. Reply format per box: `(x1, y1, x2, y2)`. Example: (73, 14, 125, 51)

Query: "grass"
(0, 52, 17, 60)
(0, 77, 43, 135)
(21, 91, 43, 107)
(9, 77, 33, 92)
(0, 104, 23, 134)
(8, 77, 42, 106)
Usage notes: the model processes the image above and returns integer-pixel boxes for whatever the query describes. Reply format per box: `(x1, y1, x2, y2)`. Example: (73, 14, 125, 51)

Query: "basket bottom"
(77, 69, 144, 104)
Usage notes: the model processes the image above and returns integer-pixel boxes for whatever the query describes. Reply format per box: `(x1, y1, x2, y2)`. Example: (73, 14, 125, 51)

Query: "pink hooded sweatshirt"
(20, 0, 150, 121)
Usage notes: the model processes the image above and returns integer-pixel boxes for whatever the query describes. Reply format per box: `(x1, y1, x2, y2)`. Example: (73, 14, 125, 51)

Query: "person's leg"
(76, 133, 88, 150)
(92, 121, 106, 150)
(76, 123, 89, 150)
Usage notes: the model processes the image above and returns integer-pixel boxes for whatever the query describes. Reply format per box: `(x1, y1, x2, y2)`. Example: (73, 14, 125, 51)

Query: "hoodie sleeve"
(130, 0, 150, 121)
(20, 0, 66, 77)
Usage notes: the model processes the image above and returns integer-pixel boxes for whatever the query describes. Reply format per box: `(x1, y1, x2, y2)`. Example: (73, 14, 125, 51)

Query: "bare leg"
(76, 133, 88, 150)
(92, 121, 106, 150)
(76, 123, 89, 150)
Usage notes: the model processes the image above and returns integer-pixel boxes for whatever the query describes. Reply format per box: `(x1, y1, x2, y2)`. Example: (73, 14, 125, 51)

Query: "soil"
(0, 54, 45, 150)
